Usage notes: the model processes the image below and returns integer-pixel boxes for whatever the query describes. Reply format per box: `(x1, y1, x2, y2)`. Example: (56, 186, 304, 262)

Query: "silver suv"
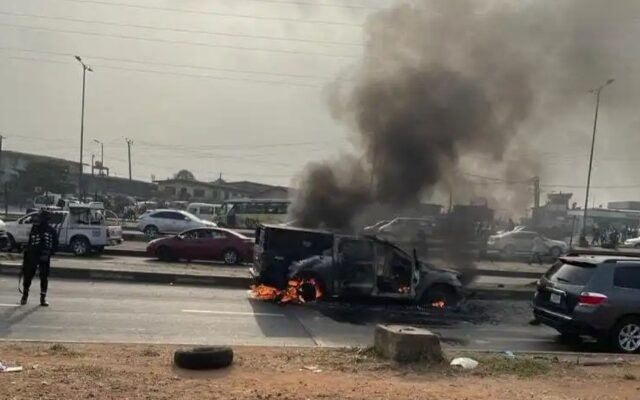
(533, 255, 640, 353)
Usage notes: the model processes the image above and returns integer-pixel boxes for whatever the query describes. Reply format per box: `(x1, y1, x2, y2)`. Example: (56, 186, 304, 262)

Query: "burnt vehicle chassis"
(252, 225, 463, 306)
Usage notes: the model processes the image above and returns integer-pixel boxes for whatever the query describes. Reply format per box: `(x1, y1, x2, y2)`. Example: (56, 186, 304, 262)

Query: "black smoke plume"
(291, 0, 638, 229)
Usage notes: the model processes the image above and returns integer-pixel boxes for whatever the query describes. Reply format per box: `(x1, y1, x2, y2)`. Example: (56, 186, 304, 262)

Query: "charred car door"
(335, 237, 376, 296)
(372, 242, 417, 299)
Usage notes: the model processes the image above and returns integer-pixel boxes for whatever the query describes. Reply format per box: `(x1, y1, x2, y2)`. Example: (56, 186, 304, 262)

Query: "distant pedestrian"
(507, 218, 515, 231)
(20, 210, 58, 306)
(529, 235, 547, 265)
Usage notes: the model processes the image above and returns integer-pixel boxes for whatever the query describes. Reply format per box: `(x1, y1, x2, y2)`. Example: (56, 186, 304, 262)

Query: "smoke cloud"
(291, 0, 640, 229)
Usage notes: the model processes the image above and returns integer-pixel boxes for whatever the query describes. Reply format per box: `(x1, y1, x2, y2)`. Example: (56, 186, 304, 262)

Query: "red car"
(146, 227, 253, 265)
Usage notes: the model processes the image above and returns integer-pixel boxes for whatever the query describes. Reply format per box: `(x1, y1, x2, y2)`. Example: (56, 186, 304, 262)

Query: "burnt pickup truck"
(251, 225, 463, 307)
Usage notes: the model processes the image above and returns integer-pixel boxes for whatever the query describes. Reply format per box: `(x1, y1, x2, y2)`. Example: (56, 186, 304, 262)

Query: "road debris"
(302, 365, 323, 373)
(0, 361, 23, 373)
(450, 357, 479, 370)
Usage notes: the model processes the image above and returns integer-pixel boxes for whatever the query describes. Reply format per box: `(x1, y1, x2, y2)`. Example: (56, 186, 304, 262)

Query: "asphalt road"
(0, 277, 615, 353)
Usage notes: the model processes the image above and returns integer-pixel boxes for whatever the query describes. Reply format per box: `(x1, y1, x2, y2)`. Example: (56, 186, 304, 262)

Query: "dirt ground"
(1, 342, 640, 400)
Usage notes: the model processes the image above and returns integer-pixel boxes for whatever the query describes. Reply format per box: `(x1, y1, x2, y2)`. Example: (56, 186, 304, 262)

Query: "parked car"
(252, 225, 463, 306)
(147, 227, 253, 264)
(137, 209, 215, 237)
(533, 255, 640, 353)
(375, 217, 436, 243)
(623, 236, 640, 248)
(487, 230, 568, 258)
(5, 204, 123, 256)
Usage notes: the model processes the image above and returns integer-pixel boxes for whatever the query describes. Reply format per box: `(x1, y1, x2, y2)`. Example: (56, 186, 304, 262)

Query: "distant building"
(156, 178, 292, 203)
(0, 150, 80, 185)
(608, 201, 640, 211)
(532, 192, 573, 228)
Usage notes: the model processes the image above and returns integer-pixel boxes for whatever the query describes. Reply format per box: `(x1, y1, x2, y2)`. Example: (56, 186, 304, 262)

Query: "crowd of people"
(591, 224, 638, 248)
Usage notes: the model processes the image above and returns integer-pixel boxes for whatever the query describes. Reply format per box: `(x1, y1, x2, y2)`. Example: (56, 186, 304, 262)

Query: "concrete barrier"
(374, 325, 443, 363)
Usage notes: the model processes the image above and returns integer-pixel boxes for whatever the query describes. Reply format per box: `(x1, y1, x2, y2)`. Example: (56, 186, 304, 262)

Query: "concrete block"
(374, 324, 444, 363)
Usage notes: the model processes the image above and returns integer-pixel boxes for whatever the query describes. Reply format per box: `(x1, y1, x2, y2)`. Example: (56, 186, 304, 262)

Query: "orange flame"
(431, 300, 446, 308)
(250, 278, 323, 304)
(397, 285, 410, 294)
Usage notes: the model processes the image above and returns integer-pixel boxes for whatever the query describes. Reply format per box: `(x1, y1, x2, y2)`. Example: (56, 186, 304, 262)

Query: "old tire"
(502, 245, 516, 259)
(421, 284, 460, 309)
(144, 225, 159, 238)
(71, 237, 90, 256)
(612, 317, 640, 354)
(174, 346, 233, 370)
(222, 248, 239, 265)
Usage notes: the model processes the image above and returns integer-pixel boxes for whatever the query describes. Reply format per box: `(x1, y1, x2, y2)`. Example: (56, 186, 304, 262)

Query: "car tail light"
(578, 292, 608, 306)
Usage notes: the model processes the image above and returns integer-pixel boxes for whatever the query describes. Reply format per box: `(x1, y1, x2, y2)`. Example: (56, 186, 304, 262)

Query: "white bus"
(217, 199, 290, 229)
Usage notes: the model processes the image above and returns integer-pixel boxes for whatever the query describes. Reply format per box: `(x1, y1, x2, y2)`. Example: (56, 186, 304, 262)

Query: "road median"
(0, 260, 534, 300)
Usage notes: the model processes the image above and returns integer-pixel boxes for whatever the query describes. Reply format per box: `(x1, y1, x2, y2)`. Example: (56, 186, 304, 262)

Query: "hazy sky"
(1, 0, 640, 208)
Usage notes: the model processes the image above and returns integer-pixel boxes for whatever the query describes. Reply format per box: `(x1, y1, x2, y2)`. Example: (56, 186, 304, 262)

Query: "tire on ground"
(173, 346, 234, 370)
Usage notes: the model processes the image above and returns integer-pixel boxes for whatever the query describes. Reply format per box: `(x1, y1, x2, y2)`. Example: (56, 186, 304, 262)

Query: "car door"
(337, 238, 375, 295)
(166, 212, 188, 233)
(180, 229, 207, 260)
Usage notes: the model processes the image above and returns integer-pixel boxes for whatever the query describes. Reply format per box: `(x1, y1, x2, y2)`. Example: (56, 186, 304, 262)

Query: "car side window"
(211, 231, 228, 239)
(151, 212, 171, 219)
(172, 212, 189, 220)
(197, 230, 214, 239)
(614, 267, 640, 290)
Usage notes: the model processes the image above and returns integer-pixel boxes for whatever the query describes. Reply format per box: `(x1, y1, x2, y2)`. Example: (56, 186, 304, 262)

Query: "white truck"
(6, 203, 123, 256)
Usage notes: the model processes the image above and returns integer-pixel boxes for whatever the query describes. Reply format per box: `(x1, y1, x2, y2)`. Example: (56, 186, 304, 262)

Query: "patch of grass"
(48, 343, 79, 357)
(476, 356, 552, 378)
(623, 373, 636, 380)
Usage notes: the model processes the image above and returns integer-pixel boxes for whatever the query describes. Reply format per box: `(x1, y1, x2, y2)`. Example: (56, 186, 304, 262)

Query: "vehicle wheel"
(71, 237, 90, 257)
(634, 243, 640, 249)
(612, 317, 640, 353)
(420, 284, 460, 309)
(173, 346, 233, 370)
(502, 245, 516, 259)
(156, 246, 174, 262)
(144, 225, 159, 238)
(222, 248, 239, 265)
(6, 234, 17, 252)
(549, 246, 562, 259)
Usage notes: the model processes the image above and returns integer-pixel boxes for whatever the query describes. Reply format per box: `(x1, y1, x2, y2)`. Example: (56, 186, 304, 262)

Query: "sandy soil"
(1, 342, 640, 400)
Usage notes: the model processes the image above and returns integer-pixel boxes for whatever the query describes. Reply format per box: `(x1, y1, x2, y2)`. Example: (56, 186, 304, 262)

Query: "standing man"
(529, 234, 547, 266)
(20, 210, 58, 306)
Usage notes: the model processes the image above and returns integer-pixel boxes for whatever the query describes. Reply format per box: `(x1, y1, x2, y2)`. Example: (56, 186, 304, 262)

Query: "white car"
(487, 230, 568, 258)
(137, 209, 216, 237)
(623, 236, 640, 248)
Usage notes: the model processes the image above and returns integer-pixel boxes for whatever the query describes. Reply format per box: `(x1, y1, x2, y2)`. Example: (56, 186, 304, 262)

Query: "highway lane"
(0, 277, 609, 353)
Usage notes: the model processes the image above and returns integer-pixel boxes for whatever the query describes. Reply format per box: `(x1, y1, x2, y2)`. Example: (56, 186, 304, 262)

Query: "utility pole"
(581, 78, 615, 245)
(75, 56, 93, 200)
(126, 138, 133, 181)
(532, 176, 540, 210)
(0, 134, 6, 216)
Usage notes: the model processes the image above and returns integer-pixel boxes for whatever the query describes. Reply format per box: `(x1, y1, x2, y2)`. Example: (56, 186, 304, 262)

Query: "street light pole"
(581, 78, 615, 244)
(75, 56, 93, 200)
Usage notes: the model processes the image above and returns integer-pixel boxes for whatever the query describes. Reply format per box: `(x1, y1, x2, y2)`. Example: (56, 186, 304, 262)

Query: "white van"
(187, 203, 221, 222)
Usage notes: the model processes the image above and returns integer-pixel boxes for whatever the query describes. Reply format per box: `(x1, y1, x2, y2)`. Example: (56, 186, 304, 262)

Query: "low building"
(0, 150, 80, 184)
(155, 179, 251, 203)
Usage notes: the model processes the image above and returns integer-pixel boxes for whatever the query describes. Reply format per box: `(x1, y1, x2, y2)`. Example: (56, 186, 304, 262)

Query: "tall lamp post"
(581, 78, 615, 246)
(75, 56, 93, 200)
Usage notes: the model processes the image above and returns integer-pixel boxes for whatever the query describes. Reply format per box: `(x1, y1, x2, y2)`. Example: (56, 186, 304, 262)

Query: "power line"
(0, 10, 363, 47)
(0, 23, 359, 59)
(3, 55, 322, 88)
(241, 0, 382, 11)
(52, 0, 364, 27)
(0, 47, 335, 81)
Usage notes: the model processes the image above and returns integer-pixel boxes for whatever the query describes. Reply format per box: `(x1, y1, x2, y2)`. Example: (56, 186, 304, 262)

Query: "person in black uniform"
(20, 210, 58, 306)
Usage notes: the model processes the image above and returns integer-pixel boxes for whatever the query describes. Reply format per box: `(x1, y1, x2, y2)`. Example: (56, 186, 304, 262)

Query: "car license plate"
(550, 293, 561, 304)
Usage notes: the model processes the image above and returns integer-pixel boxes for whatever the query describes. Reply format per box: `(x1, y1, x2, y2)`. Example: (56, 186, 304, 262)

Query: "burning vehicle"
(250, 224, 463, 307)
